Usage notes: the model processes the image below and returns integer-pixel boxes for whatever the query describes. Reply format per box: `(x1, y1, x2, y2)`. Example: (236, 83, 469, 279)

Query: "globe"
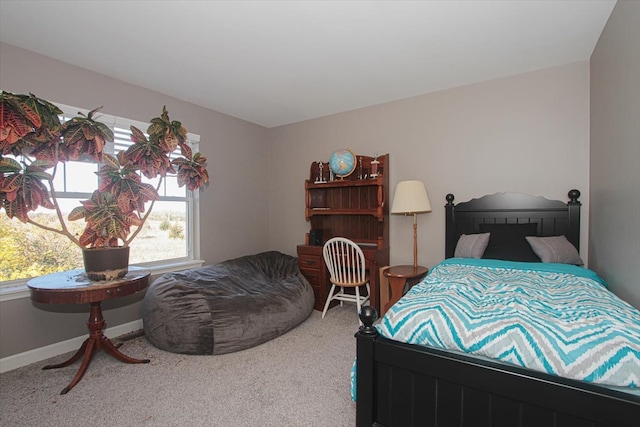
(329, 149, 357, 178)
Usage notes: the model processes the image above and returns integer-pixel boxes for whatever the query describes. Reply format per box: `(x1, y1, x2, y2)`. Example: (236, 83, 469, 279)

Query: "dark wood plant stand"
(28, 267, 151, 395)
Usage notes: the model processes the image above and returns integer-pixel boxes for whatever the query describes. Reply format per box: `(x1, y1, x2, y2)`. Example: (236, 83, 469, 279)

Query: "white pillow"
(454, 233, 490, 258)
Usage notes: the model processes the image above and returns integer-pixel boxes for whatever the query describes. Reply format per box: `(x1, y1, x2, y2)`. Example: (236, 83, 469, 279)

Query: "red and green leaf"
(125, 124, 174, 178)
(60, 107, 114, 162)
(70, 191, 143, 248)
(172, 151, 209, 191)
(0, 161, 54, 222)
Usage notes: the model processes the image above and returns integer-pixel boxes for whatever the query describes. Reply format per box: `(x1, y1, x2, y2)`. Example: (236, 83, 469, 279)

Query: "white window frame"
(0, 103, 204, 301)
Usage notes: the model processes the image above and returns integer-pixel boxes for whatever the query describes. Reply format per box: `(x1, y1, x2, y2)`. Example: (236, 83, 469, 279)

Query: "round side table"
(383, 265, 428, 314)
(28, 267, 151, 394)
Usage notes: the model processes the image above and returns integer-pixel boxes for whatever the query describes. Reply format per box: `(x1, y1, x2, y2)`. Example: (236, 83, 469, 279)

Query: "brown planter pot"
(83, 246, 130, 281)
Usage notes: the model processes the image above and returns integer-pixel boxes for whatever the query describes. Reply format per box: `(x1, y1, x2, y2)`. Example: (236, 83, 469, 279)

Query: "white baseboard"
(0, 319, 143, 373)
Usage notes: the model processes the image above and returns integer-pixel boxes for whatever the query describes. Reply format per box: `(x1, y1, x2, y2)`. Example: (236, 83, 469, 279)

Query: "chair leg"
(355, 286, 365, 325)
(322, 284, 337, 319)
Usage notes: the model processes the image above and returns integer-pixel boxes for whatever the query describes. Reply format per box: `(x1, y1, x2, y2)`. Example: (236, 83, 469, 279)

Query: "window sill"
(0, 259, 205, 303)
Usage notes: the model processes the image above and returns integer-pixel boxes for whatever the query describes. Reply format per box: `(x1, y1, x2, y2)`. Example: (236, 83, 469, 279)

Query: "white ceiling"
(0, 1, 616, 128)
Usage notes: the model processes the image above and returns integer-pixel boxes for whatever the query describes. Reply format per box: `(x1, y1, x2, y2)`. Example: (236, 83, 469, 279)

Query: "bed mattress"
(377, 258, 640, 388)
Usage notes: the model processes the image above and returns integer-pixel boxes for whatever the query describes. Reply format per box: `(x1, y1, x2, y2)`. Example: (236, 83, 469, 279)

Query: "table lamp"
(391, 180, 432, 268)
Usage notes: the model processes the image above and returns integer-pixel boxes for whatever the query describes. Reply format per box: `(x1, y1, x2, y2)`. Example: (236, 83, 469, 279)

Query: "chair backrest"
(322, 237, 367, 286)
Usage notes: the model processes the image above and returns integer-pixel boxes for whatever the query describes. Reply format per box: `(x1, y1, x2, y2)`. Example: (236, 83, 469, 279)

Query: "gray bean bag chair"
(142, 251, 315, 355)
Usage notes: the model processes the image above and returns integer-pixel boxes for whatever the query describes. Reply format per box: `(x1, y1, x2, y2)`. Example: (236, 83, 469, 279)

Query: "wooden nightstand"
(382, 265, 428, 314)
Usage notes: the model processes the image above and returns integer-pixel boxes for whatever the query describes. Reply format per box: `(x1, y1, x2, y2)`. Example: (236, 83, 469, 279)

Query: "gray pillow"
(525, 236, 584, 265)
(454, 233, 491, 258)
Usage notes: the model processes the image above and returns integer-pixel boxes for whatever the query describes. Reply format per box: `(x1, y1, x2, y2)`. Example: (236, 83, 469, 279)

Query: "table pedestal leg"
(384, 277, 407, 314)
(43, 301, 150, 395)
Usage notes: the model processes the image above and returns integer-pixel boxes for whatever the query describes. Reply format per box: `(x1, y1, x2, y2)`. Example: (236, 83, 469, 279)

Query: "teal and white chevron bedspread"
(377, 258, 640, 388)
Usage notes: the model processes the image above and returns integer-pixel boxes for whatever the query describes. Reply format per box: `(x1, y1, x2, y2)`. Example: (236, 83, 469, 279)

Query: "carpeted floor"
(0, 305, 360, 427)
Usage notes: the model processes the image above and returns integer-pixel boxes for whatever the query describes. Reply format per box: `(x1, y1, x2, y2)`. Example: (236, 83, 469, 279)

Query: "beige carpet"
(0, 305, 359, 426)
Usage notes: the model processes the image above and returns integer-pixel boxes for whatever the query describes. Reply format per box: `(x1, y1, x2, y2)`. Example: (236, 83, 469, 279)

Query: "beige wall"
(589, 0, 640, 309)
(0, 43, 271, 357)
(268, 62, 591, 271)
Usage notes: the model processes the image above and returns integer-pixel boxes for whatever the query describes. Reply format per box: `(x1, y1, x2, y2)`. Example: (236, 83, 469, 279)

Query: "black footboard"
(355, 307, 640, 427)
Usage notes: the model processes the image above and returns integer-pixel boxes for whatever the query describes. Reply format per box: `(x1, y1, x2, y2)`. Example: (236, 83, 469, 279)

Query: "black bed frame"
(355, 190, 640, 427)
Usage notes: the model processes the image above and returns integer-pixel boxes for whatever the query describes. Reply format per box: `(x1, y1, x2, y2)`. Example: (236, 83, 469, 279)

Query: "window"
(0, 103, 203, 291)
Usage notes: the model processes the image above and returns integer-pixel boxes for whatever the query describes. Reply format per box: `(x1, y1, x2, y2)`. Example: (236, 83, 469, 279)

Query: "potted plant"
(0, 91, 209, 280)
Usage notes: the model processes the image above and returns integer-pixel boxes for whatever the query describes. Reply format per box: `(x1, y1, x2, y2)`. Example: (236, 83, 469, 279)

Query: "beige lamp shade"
(391, 180, 431, 268)
(391, 180, 432, 214)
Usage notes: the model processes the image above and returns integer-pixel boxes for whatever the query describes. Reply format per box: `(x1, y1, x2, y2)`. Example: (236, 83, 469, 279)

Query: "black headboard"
(445, 190, 581, 259)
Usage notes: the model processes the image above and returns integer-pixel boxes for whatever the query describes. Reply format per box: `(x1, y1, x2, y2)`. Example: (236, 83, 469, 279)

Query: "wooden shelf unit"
(297, 154, 390, 312)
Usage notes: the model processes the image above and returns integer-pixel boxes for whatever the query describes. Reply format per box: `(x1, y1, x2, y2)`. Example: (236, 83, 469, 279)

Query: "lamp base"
(412, 213, 419, 269)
